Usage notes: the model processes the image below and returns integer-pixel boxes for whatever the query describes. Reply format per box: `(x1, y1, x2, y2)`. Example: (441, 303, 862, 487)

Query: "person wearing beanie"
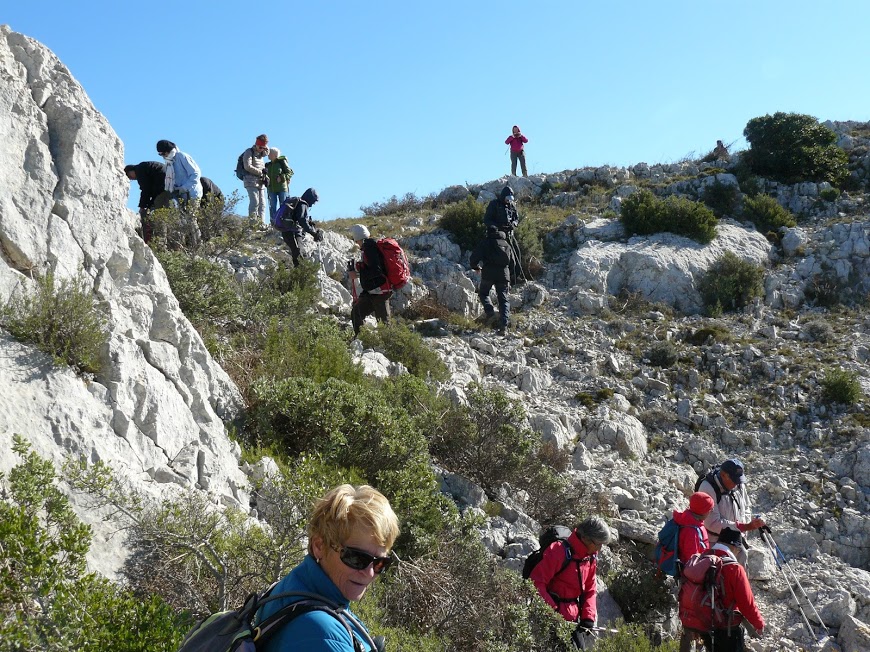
(348, 224, 392, 336)
(682, 527, 765, 651)
(278, 188, 320, 267)
(505, 125, 528, 177)
(154, 139, 203, 248)
(469, 225, 516, 335)
(242, 134, 270, 226)
(698, 459, 766, 567)
(672, 492, 714, 652)
(529, 516, 613, 649)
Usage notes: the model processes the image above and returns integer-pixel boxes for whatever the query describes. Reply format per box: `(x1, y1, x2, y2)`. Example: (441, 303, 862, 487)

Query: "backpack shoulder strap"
(254, 594, 374, 651)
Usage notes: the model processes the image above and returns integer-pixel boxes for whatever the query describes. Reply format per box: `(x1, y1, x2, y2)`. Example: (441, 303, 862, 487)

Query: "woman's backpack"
(373, 238, 410, 291)
(176, 589, 379, 652)
(678, 552, 742, 633)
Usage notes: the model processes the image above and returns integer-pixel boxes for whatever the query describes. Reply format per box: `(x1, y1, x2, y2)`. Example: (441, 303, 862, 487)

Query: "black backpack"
(522, 525, 575, 580)
(694, 466, 723, 503)
(176, 589, 382, 652)
(234, 152, 246, 181)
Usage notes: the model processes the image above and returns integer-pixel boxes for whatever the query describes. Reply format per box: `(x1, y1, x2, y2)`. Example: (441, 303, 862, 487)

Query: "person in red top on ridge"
(505, 125, 529, 177)
(529, 516, 612, 649)
(674, 492, 714, 652)
(681, 527, 765, 652)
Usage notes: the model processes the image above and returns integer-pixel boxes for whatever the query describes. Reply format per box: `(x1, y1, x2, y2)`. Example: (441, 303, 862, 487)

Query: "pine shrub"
(358, 320, 449, 380)
(698, 251, 764, 315)
(821, 368, 862, 405)
(701, 179, 741, 218)
(741, 194, 796, 233)
(155, 249, 242, 327)
(621, 189, 718, 244)
(0, 273, 107, 374)
(743, 112, 849, 185)
(440, 196, 486, 251)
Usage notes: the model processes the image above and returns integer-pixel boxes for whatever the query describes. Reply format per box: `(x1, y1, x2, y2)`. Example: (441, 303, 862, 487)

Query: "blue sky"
(5, 1, 869, 221)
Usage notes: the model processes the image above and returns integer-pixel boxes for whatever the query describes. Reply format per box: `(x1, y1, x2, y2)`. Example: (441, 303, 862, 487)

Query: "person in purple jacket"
(505, 125, 529, 177)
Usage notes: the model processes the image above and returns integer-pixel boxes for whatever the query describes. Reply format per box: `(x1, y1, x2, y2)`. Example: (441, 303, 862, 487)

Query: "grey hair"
(269, 147, 281, 157)
(576, 516, 612, 545)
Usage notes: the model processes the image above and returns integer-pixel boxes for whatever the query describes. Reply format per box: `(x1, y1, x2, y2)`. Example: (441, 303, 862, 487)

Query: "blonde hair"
(308, 484, 399, 554)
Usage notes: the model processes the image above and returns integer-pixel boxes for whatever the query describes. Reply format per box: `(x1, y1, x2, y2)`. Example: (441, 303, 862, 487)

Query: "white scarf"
(162, 148, 177, 191)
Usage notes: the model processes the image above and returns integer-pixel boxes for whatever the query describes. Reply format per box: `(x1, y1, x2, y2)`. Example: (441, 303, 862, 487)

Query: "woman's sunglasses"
(336, 545, 395, 574)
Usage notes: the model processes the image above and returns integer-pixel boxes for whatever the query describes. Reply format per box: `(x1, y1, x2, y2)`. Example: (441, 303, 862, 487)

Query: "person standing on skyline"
(505, 125, 528, 177)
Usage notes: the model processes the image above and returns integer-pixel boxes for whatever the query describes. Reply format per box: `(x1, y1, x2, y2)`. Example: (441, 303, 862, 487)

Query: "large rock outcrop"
(0, 26, 248, 577)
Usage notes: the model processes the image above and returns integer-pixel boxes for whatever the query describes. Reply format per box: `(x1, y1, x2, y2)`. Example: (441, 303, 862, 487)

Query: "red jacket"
(529, 531, 597, 623)
(505, 134, 528, 152)
(672, 509, 709, 565)
(680, 546, 765, 633)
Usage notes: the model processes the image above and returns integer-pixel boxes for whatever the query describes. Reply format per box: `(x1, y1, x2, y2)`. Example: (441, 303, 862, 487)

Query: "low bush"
(741, 194, 796, 233)
(150, 191, 254, 256)
(2, 436, 185, 650)
(821, 368, 862, 405)
(0, 272, 107, 374)
(698, 251, 764, 316)
(590, 623, 679, 652)
(803, 270, 853, 308)
(244, 260, 322, 322)
(820, 187, 841, 202)
(514, 215, 546, 278)
(360, 192, 434, 217)
(358, 320, 449, 380)
(155, 249, 242, 327)
(743, 112, 849, 185)
(701, 179, 741, 218)
(440, 196, 485, 251)
(621, 189, 718, 244)
(607, 559, 673, 624)
(645, 341, 678, 368)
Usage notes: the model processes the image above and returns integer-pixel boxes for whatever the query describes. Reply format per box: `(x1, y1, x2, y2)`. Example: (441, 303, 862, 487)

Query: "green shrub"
(245, 260, 322, 321)
(150, 191, 255, 256)
(0, 273, 107, 374)
(607, 559, 674, 624)
(358, 321, 449, 380)
(743, 112, 849, 185)
(155, 249, 242, 327)
(1, 436, 185, 650)
(514, 215, 546, 278)
(430, 385, 541, 496)
(440, 196, 486, 251)
(621, 189, 718, 244)
(701, 179, 741, 218)
(820, 187, 841, 202)
(821, 368, 862, 405)
(741, 194, 796, 232)
(645, 341, 678, 368)
(261, 315, 363, 385)
(698, 251, 764, 315)
(360, 192, 434, 217)
(589, 623, 679, 652)
(252, 376, 446, 555)
(804, 270, 852, 308)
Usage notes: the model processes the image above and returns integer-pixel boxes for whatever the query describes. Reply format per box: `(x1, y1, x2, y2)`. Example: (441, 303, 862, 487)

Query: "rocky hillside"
(1, 25, 869, 652)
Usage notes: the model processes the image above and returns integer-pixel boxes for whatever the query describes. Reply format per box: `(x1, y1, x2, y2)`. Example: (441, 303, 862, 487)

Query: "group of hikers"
(181, 459, 766, 652)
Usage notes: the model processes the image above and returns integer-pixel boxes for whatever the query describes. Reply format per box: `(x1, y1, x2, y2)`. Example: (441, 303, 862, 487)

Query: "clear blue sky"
(5, 1, 869, 221)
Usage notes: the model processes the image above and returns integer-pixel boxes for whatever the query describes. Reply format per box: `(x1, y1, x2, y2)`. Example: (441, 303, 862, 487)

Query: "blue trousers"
(479, 281, 509, 328)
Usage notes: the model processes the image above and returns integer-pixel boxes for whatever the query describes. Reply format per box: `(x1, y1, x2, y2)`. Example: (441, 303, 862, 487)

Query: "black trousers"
(351, 291, 392, 335)
(698, 627, 745, 652)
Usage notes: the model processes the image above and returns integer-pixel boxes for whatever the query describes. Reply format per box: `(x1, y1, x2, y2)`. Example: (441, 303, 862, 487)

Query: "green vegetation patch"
(621, 189, 718, 244)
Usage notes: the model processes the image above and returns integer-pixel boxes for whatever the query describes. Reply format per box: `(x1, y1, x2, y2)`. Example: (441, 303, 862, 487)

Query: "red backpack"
(374, 238, 410, 291)
(678, 552, 742, 633)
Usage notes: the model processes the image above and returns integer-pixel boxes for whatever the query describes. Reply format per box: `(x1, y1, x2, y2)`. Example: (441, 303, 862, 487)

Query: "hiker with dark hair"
(243, 134, 270, 226)
(470, 225, 515, 335)
(680, 528, 765, 652)
(698, 459, 765, 567)
(529, 516, 613, 650)
(125, 161, 168, 243)
(713, 140, 730, 161)
(265, 147, 294, 221)
(200, 177, 224, 204)
(257, 484, 399, 652)
(279, 188, 320, 267)
(674, 492, 714, 652)
(505, 125, 528, 177)
(348, 224, 392, 336)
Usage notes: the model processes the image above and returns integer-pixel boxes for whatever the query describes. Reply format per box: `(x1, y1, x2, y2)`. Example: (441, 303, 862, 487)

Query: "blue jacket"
(257, 555, 374, 652)
(167, 150, 202, 199)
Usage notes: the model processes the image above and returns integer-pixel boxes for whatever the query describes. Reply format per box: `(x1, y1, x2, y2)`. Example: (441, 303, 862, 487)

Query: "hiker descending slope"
(483, 185, 523, 283)
(256, 484, 399, 652)
(697, 459, 765, 567)
(679, 528, 765, 652)
(528, 517, 613, 650)
(124, 161, 167, 243)
(274, 188, 321, 267)
(347, 225, 409, 336)
(470, 225, 516, 336)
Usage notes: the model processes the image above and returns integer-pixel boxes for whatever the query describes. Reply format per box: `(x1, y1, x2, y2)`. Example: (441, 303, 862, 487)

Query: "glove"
(578, 620, 594, 631)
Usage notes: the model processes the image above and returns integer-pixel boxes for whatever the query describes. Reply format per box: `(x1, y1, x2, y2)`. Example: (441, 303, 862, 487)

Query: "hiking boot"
(496, 327, 506, 336)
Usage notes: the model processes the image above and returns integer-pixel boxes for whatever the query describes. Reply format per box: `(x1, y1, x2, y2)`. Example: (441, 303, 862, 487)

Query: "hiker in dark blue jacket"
(483, 185, 519, 231)
(125, 161, 168, 243)
(470, 226, 515, 335)
(257, 484, 399, 652)
(281, 187, 320, 267)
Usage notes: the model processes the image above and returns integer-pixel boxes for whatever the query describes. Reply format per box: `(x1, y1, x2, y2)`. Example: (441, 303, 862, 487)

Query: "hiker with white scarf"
(156, 140, 202, 203)
(155, 139, 202, 248)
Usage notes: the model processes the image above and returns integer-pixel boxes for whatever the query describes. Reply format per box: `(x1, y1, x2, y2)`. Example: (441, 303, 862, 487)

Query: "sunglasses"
(336, 545, 395, 574)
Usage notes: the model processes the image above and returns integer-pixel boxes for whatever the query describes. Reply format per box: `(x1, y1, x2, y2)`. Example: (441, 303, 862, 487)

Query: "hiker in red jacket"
(529, 517, 613, 649)
(680, 528, 765, 652)
(674, 492, 714, 652)
(505, 125, 528, 177)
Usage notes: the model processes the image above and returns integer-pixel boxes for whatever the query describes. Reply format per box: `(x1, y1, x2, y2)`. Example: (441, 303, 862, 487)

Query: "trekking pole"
(760, 527, 829, 638)
(758, 528, 822, 641)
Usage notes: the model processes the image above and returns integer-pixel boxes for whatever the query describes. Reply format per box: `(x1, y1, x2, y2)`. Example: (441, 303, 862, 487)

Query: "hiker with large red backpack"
(679, 528, 765, 652)
(527, 517, 613, 650)
(347, 224, 409, 336)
